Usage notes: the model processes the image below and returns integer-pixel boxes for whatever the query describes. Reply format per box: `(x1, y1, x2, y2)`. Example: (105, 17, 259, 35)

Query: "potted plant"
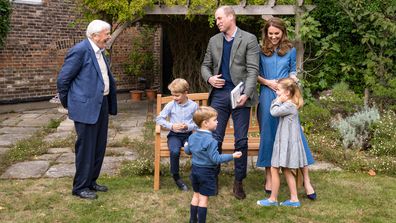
(124, 25, 157, 101)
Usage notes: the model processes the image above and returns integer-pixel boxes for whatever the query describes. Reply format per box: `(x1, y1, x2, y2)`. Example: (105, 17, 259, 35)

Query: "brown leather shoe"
(233, 180, 246, 200)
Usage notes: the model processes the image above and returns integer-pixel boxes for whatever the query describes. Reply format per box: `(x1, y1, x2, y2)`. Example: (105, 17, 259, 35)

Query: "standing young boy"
(184, 106, 242, 223)
(156, 78, 198, 191)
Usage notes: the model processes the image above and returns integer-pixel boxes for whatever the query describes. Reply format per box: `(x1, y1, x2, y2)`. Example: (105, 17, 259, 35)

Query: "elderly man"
(201, 6, 259, 200)
(57, 20, 117, 199)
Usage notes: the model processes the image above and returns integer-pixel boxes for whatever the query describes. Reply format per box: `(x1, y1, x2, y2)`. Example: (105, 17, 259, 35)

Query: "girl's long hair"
(261, 17, 293, 57)
(278, 78, 304, 109)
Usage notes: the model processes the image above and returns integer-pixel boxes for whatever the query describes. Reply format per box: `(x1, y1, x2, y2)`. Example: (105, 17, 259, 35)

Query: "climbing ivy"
(0, 0, 12, 48)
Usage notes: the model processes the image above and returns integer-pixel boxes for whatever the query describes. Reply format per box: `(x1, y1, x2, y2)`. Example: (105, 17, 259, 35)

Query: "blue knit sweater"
(184, 129, 233, 168)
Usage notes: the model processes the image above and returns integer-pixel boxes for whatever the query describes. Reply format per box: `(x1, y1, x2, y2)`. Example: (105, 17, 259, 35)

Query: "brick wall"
(111, 25, 161, 92)
(0, 0, 161, 103)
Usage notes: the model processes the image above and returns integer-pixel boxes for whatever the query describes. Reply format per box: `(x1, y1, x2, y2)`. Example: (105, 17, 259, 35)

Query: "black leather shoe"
(72, 190, 97, 199)
(90, 184, 108, 192)
(175, 179, 189, 191)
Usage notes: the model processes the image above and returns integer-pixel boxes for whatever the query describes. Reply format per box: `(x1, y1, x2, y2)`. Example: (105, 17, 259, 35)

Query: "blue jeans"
(210, 88, 250, 181)
(167, 131, 191, 177)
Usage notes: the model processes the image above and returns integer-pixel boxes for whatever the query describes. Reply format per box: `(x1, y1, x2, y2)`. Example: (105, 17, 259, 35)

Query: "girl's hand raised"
(276, 94, 289, 103)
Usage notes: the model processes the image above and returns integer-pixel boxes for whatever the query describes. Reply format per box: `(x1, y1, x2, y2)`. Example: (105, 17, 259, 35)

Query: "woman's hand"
(289, 74, 299, 84)
(266, 79, 278, 92)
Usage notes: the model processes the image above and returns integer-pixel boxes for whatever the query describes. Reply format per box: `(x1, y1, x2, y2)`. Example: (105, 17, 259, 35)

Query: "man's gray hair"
(86, 20, 111, 39)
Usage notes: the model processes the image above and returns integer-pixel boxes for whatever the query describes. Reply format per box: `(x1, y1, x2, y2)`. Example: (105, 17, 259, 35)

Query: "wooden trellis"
(145, 0, 315, 74)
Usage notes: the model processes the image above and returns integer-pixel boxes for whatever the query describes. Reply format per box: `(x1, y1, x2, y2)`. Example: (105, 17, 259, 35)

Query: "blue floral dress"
(256, 47, 314, 167)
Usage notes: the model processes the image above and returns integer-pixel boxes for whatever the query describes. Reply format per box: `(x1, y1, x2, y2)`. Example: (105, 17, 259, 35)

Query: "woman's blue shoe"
(257, 199, 278, 207)
(280, 200, 301, 207)
(307, 192, 317, 200)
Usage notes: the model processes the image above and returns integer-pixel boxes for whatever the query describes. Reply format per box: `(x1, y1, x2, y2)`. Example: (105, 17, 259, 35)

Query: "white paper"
(230, 82, 244, 109)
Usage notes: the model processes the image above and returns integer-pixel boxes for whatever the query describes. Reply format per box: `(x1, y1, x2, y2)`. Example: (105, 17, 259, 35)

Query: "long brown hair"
(261, 17, 293, 57)
(278, 78, 304, 109)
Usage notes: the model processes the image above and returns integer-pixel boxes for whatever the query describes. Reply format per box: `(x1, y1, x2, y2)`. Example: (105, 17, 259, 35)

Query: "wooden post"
(294, 0, 305, 77)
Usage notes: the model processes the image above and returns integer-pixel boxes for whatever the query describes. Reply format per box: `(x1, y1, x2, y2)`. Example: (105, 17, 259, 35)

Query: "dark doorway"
(161, 27, 173, 96)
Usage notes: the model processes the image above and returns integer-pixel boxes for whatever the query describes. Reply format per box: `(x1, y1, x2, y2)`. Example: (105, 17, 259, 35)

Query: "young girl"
(257, 78, 308, 207)
(184, 106, 242, 222)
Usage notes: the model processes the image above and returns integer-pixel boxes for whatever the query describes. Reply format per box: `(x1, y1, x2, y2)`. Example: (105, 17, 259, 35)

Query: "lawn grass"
(0, 170, 395, 223)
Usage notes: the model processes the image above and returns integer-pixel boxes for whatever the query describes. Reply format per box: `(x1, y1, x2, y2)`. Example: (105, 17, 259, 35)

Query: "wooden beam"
(145, 5, 316, 15)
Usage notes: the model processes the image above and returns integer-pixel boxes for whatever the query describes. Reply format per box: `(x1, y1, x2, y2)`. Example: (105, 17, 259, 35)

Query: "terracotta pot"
(145, 89, 157, 101)
(130, 90, 143, 102)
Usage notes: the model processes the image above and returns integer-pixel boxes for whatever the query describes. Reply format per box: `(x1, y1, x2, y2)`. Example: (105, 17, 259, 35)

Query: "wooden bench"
(154, 92, 260, 190)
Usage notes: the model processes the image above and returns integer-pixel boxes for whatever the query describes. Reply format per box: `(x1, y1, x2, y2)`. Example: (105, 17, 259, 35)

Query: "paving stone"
(0, 134, 32, 147)
(57, 118, 74, 132)
(19, 113, 41, 119)
(45, 164, 75, 178)
(47, 147, 73, 154)
(309, 161, 342, 171)
(1, 161, 50, 179)
(106, 147, 136, 156)
(0, 116, 22, 126)
(112, 129, 143, 141)
(43, 131, 73, 143)
(33, 153, 61, 161)
(0, 147, 10, 155)
(17, 118, 48, 127)
(123, 155, 138, 161)
(100, 156, 124, 176)
(55, 153, 75, 164)
(0, 126, 38, 134)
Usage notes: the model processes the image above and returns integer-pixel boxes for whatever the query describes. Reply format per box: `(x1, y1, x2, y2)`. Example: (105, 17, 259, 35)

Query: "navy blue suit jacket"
(57, 39, 117, 124)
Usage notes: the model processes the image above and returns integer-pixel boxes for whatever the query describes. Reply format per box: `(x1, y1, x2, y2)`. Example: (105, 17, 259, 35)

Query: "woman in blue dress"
(256, 17, 316, 200)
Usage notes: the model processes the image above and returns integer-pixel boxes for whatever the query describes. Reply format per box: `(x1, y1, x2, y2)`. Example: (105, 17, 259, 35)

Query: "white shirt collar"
(223, 27, 238, 41)
(88, 38, 104, 56)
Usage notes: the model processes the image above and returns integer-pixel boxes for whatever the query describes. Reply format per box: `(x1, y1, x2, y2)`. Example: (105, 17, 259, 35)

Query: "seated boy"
(155, 78, 198, 191)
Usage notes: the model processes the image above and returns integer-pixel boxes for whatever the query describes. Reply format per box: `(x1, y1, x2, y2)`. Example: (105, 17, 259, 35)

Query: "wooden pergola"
(144, 0, 316, 73)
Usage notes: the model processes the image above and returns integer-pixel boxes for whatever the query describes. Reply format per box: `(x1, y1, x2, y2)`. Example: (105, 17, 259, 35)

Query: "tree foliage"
(0, 0, 12, 48)
(303, 0, 396, 108)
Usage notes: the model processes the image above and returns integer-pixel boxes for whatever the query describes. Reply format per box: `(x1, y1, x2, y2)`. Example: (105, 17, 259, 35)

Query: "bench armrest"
(155, 124, 161, 134)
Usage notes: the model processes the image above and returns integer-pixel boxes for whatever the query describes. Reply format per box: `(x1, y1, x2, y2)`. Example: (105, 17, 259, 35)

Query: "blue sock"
(198, 206, 207, 223)
(190, 205, 198, 223)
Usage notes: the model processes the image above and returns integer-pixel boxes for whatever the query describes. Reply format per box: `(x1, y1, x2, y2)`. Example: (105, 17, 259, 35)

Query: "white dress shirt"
(88, 38, 109, 96)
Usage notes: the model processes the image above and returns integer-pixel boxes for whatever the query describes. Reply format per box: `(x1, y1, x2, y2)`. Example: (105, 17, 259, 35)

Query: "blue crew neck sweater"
(220, 38, 235, 90)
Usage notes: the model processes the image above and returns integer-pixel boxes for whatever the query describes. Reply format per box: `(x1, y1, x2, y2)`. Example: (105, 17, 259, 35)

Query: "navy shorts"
(190, 165, 217, 196)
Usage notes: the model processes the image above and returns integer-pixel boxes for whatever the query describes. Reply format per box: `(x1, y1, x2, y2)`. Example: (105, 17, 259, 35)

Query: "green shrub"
(299, 100, 331, 133)
(370, 110, 396, 156)
(46, 118, 62, 129)
(332, 107, 380, 149)
(319, 82, 364, 115)
(120, 158, 154, 176)
(341, 150, 396, 176)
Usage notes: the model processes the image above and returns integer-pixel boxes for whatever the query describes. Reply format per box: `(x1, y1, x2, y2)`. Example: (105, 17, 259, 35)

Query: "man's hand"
(208, 74, 225, 88)
(236, 94, 248, 107)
